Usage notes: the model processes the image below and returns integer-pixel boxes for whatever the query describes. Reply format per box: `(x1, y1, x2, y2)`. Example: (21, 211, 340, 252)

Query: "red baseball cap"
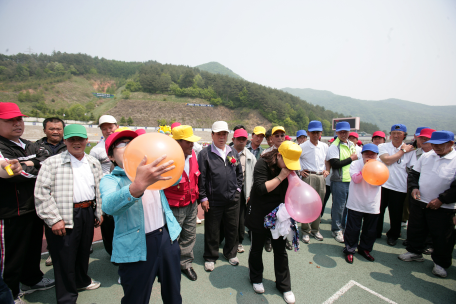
(171, 122, 181, 130)
(372, 131, 386, 139)
(0, 103, 28, 119)
(285, 135, 292, 141)
(233, 129, 248, 138)
(105, 130, 138, 154)
(349, 132, 359, 139)
(357, 140, 363, 146)
(418, 128, 436, 139)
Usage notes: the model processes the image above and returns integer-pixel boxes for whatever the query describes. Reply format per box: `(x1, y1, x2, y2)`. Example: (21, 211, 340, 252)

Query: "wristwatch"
(401, 148, 406, 153)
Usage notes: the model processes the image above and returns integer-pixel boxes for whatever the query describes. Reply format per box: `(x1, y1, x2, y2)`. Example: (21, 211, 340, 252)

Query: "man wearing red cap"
(231, 129, 257, 253)
(372, 131, 386, 146)
(0, 102, 55, 302)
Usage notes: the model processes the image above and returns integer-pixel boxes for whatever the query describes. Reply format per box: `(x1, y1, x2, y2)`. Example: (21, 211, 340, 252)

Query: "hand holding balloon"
(129, 155, 175, 197)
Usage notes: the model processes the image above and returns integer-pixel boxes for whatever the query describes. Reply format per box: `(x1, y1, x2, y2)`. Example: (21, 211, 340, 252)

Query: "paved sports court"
(24, 197, 456, 304)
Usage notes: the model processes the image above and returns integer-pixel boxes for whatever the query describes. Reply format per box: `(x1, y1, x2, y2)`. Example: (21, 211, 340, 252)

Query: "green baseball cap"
(64, 124, 88, 139)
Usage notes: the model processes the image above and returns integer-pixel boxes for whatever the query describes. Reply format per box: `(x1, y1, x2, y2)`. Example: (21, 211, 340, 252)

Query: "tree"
(239, 87, 249, 107)
(192, 74, 205, 89)
(157, 73, 172, 92)
(68, 104, 86, 120)
(322, 119, 332, 136)
(122, 90, 131, 99)
(89, 113, 95, 122)
(85, 101, 95, 111)
(127, 117, 133, 126)
(120, 116, 126, 125)
(179, 69, 195, 88)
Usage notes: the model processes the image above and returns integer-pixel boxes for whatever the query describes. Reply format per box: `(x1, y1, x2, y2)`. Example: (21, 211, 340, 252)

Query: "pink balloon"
(285, 171, 322, 223)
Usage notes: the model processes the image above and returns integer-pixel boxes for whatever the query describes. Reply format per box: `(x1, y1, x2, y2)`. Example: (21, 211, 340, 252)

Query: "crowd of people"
(0, 101, 455, 304)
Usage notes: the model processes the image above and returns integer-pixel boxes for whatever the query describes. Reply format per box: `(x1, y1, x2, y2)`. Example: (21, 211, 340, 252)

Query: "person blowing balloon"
(245, 141, 302, 304)
(343, 144, 383, 264)
(100, 129, 183, 304)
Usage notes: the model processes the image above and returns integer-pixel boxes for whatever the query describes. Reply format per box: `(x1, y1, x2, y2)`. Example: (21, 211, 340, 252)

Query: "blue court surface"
(24, 198, 456, 304)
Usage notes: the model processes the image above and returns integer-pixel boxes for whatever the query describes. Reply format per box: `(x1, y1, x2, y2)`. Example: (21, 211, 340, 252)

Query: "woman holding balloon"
(343, 143, 388, 264)
(245, 141, 302, 304)
(100, 129, 184, 304)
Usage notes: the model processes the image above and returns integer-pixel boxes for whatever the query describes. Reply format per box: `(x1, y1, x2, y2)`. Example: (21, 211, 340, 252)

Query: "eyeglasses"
(274, 134, 285, 138)
(115, 141, 131, 149)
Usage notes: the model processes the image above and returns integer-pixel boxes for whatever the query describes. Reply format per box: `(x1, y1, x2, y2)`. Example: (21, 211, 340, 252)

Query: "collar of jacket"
(60, 150, 89, 164)
(0, 135, 30, 147)
(211, 142, 232, 159)
(240, 147, 254, 161)
(111, 166, 127, 175)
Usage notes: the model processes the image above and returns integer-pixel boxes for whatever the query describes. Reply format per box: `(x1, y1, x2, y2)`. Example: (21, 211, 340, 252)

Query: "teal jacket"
(100, 166, 182, 263)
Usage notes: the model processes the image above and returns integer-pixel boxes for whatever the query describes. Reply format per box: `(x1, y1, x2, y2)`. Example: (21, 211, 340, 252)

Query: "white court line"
(323, 280, 397, 304)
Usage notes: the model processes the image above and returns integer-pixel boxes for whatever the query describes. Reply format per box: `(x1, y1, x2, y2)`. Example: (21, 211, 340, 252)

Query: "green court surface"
(24, 198, 456, 304)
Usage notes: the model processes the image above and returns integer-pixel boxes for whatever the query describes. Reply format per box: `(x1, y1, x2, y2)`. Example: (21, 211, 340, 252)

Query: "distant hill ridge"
(281, 88, 456, 133)
(195, 62, 244, 80)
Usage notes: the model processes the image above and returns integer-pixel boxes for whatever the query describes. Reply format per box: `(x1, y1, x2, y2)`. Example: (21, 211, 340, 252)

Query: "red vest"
(164, 150, 200, 208)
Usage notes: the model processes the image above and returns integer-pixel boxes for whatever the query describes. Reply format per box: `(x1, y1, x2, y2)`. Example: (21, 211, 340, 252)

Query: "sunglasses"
(274, 134, 285, 138)
(115, 141, 131, 149)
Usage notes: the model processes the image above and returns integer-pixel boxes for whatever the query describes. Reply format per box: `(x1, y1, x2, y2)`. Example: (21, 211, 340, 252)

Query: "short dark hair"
(43, 117, 65, 129)
(261, 149, 280, 174)
(233, 125, 246, 131)
(265, 128, 273, 139)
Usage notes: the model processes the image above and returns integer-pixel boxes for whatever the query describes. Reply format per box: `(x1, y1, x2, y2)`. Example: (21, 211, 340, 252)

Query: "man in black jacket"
(198, 121, 243, 272)
(0, 103, 55, 302)
(34, 117, 67, 157)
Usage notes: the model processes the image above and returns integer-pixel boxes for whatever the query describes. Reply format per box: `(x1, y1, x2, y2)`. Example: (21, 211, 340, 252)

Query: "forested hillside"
(195, 62, 244, 80)
(0, 52, 381, 134)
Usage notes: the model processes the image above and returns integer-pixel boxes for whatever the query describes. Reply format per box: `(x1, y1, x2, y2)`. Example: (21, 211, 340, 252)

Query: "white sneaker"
(332, 231, 344, 243)
(283, 291, 296, 303)
(398, 251, 424, 262)
(237, 244, 245, 253)
(401, 221, 407, 227)
(118, 276, 121, 284)
(311, 231, 324, 241)
(77, 279, 101, 291)
(45, 255, 53, 266)
(14, 295, 26, 304)
(253, 283, 265, 294)
(196, 217, 202, 224)
(302, 234, 310, 243)
(204, 261, 215, 272)
(228, 256, 239, 266)
(432, 263, 447, 278)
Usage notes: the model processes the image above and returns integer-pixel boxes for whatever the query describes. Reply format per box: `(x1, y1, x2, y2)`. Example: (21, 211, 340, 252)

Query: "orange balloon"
(123, 133, 185, 190)
(362, 159, 389, 186)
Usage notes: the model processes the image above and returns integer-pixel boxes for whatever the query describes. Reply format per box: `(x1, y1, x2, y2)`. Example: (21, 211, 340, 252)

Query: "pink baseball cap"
(171, 122, 181, 129)
(349, 132, 359, 139)
(233, 129, 248, 138)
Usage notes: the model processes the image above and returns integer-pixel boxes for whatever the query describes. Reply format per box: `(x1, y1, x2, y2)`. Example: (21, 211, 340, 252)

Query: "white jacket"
(242, 147, 257, 200)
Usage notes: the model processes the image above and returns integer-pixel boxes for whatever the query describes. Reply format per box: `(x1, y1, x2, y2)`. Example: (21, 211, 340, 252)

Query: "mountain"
(195, 62, 244, 80)
(281, 88, 456, 133)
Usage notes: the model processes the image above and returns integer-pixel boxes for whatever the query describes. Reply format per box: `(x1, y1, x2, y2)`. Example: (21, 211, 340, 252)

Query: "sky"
(1, 0, 455, 106)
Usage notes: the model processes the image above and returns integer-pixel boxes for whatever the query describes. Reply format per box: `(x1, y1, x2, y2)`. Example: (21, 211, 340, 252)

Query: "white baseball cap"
(98, 115, 117, 127)
(212, 121, 229, 133)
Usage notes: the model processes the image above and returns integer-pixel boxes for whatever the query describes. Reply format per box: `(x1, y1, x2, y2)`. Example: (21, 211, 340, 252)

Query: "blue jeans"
(331, 181, 350, 232)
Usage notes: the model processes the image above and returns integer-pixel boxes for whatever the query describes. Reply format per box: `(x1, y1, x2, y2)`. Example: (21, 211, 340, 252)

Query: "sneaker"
(118, 276, 121, 284)
(432, 263, 447, 278)
(14, 295, 26, 304)
(283, 291, 296, 304)
(302, 234, 310, 244)
(21, 277, 55, 294)
(398, 251, 425, 262)
(196, 217, 202, 224)
(311, 231, 324, 241)
(423, 247, 434, 255)
(204, 261, 215, 272)
(237, 244, 245, 253)
(332, 231, 344, 243)
(401, 221, 407, 227)
(45, 255, 53, 266)
(77, 279, 101, 291)
(90, 245, 93, 254)
(253, 283, 265, 294)
(285, 239, 293, 250)
(228, 256, 239, 266)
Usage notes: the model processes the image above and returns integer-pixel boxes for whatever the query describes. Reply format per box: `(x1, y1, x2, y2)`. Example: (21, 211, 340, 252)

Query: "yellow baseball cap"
(172, 125, 201, 142)
(278, 141, 302, 171)
(253, 126, 266, 136)
(272, 126, 285, 134)
(114, 127, 132, 133)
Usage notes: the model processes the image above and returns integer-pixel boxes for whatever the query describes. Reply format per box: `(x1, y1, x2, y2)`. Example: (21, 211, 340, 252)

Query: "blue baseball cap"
(308, 121, 323, 132)
(391, 124, 407, 133)
(362, 143, 379, 154)
(296, 130, 307, 137)
(415, 127, 430, 136)
(425, 131, 455, 144)
(336, 121, 351, 132)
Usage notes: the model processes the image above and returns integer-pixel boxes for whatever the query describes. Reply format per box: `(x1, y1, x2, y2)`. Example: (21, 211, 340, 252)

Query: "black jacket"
(33, 137, 67, 158)
(197, 144, 243, 206)
(408, 169, 456, 206)
(245, 157, 289, 232)
(0, 135, 46, 219)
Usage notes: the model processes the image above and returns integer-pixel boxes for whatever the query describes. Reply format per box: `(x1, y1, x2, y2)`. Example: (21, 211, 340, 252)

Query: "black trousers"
(45, 207, 94, 304)
(0, 276, 13, 304)
(100, 213, 115, 256)
(343, 209, 379, 254)
(204, 200, 239, 262)
(119, 226, 181, 304)
(406, 199, 455, 268)
(322, 185, 331, 217)
(376, 187, 406, 239)
(238, 188, 247, 245)
(0, 212, 44, 298)
(248, 229, 291, 293)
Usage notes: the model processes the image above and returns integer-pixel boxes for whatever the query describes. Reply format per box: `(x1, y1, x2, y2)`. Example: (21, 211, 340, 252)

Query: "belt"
(74, 200, 94, 208)
(304, 170, 323, 175)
